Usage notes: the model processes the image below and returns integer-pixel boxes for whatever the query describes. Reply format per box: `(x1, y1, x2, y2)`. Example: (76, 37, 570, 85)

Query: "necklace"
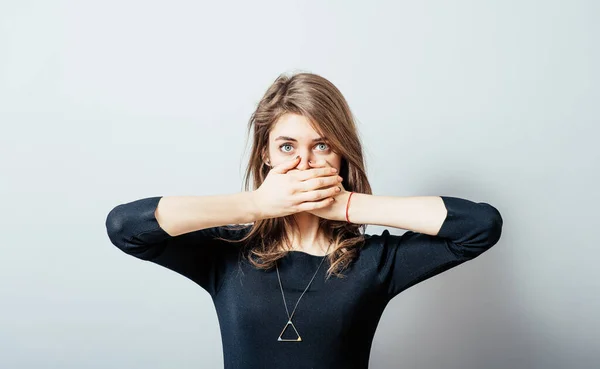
(275, 240, 333, 342)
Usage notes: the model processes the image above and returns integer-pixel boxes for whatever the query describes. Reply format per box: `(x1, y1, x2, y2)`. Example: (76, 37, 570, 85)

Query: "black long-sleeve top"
(105, 195, 503, 369)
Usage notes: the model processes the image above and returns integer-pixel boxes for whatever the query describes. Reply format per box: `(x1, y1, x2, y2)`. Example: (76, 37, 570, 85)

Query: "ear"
(261, 152, 271, 167)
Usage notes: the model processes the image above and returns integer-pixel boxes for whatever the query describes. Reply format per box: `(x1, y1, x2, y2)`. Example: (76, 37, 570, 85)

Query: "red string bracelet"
(345, 192, 354, 223)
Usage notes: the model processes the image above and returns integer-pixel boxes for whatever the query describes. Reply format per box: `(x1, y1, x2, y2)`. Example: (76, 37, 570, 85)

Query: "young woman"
(105, 72, 503, 369)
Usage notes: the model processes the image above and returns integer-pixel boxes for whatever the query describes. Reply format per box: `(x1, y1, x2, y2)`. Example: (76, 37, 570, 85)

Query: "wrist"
(345, 192, 368, 224)
(344, 192, 354, 223)
(246, 190, 265, 222)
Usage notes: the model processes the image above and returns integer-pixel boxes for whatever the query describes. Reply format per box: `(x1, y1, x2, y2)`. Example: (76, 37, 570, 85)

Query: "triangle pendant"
(278, 320, 302, 342)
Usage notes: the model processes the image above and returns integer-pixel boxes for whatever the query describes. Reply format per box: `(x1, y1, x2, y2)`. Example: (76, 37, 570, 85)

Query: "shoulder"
(343, 230, 394, 271)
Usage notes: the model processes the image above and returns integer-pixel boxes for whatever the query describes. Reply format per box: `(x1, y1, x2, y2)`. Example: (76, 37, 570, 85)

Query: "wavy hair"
(217, 71, 372, 279)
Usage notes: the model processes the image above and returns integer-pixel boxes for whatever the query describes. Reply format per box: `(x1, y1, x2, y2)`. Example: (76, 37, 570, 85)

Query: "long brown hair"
(218, 71, 372, 279)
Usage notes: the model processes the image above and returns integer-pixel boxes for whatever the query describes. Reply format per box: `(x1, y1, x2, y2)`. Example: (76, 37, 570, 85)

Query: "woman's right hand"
(253, 155, 344, 219)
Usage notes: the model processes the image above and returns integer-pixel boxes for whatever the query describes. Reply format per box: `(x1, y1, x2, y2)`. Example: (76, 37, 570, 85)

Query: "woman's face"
(266, 113, 342, 172)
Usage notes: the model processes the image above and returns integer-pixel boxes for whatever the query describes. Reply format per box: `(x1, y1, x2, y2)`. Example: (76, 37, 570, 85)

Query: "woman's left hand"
(305, 159, 350, 222)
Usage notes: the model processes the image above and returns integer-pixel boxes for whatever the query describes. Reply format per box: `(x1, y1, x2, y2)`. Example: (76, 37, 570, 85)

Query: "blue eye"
(280, 144, 293, 152)
(278, 142, 330, 153)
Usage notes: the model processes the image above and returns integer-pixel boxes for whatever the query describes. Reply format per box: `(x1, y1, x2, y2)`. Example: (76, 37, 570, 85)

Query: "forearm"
(347, 194, 447, 236)
(155, 192, 261, 237)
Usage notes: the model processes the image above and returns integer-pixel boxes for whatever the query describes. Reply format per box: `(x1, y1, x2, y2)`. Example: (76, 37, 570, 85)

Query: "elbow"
(104, 201, 166, 260)
(105, 205, 128, 248)
(482, 204, 503, 249)
(458, 204, 503, 259)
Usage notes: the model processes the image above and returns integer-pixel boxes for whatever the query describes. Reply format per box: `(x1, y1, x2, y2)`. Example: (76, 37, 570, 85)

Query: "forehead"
(270, 113, 323, 139)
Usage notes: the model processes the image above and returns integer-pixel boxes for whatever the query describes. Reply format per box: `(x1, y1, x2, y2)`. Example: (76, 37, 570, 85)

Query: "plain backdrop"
(1, 1, 598, 368)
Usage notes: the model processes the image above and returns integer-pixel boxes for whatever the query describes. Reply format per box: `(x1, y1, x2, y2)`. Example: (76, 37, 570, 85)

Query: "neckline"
(285, 250, 333, 258)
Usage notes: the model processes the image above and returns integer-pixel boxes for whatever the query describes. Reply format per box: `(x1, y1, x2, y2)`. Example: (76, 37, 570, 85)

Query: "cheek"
(269, 145, 282, 157)
(325, 156, 343, 172)
(332, 155, 343, 167)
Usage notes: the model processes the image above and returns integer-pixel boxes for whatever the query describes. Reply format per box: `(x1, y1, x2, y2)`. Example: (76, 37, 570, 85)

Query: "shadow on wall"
(372, 239, 535, 369)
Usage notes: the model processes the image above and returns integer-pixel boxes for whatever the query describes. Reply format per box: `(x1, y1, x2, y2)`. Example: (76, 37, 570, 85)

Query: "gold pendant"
(277, 320, 302, 342)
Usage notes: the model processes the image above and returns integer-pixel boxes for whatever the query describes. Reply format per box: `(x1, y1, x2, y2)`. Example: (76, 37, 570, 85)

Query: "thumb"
(272, 155, 300, 174)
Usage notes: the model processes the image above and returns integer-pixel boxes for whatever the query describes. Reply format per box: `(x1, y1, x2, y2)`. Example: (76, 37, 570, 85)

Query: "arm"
(348, 194, 503, 248)
(367, 195, 504, 299)
(155, 191, 262, 237)
(105, 194, 256, 297)
(347, 194, 447, 235)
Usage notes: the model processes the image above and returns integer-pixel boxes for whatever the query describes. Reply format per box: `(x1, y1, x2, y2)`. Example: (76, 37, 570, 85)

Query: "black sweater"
(105, 195, 503, 369)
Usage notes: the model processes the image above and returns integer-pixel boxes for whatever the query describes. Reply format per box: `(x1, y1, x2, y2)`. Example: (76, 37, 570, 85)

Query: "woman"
(105, 72, 503, 369)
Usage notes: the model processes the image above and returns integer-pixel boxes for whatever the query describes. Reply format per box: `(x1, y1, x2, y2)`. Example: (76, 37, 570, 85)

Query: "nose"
(296, 155, 312, 170)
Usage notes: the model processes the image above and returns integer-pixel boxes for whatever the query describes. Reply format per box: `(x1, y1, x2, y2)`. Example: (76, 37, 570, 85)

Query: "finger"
(295, 167, 338, 181)
(308, 158, 330, 168)
(299, 175, 343, 193)
(295, 187, 337, 205)
(273, 155, 301, 174)
(296, 196, 334, 212)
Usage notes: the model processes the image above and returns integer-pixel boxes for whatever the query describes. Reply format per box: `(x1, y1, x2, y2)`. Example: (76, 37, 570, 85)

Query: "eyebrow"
(275, 136, 327, 143)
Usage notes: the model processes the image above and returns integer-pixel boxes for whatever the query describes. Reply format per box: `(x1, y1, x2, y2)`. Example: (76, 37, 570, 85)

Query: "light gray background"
(1, 1, 598, 368)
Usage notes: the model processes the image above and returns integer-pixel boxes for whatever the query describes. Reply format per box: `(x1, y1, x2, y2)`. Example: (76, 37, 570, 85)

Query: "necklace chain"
(275, 240, 333, 323)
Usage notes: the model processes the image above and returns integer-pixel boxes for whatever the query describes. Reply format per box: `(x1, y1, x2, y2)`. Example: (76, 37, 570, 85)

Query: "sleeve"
(378, 196, 503, 300)
(104, 196, 248, 298)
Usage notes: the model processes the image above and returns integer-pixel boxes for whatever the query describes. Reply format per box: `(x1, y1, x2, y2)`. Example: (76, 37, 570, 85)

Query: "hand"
(305, 159, 350, 222)
(253, 156, 344, 219)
